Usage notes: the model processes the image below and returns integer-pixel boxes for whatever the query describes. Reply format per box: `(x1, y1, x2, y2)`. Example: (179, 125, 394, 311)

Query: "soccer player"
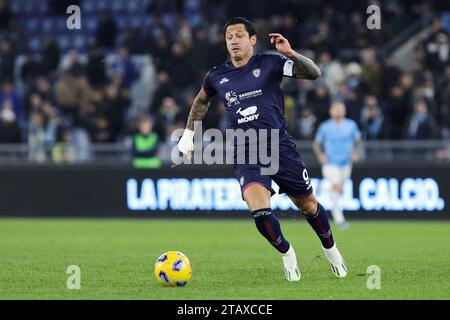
(177, 17, 347, 280)
(313, 101, 361, 229)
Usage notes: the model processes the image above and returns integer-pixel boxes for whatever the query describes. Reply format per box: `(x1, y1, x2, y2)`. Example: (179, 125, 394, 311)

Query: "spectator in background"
(20, 54, 40, 86)
(405, 99, 439, 140)
(66, 50, 85, 78)
(54, 68, 92, 124)
(0, 40, 15, 83)
(423, 18, 450, 75)
(34, 77, 56, 106)
(166, 43, 194, 91)
(28, 112, 47, 162)
(177, 20, 193, 50)
(284, 95, 297, 134)
(279, 14, 301, 49)
(86, 46, 106, 88)
(360, 48, 381, 96)
(101, 84, 129, 141)
(208, 28, 228, 68)
(40, 36, 61, 76)
(179, 93, 194, 125)
(110, 46, 138, 88)
(297, 107, 317, 140)
(345, 62, 364, 94)
(381, 57, 401, 99)
(25, 93, 43, 120)
(307, 83, 330, 124)
(155, 97, 183, 142)
(385, 85, 410, 139)
(95, 10, 118, 48)
(317, 51, 345, 96)
(52, 126, 73, 164)
(360, 95, 385, 140)
(0, 100, 21, 143)
(150, 70, 174, 114)
(349, 12, 370, 49)
(54, 69, 80, 119)
(132, 116, 161, 169)
(42, 101, 60, 146)
(148, 31, 171, 70)
(398, 72, 415, 104)
(0, 82, 22, 124)
(188, 28, 212, 80)
(21, 77, 56, 124)
(343, 62, 365, 123)
(91, 116, 112, 143)
(436, 64, 450, 115)
(124, 107, 148, 136)
(414, 78, 436, 114)
(308, 21, 334, 54)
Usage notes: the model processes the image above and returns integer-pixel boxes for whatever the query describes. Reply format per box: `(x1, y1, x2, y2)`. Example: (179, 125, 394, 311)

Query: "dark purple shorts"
(234, 143, 313, 198)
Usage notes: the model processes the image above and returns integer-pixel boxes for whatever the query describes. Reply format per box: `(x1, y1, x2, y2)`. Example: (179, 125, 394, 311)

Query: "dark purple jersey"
(202, 54, 296, 145)
(203, 54, 313, 197)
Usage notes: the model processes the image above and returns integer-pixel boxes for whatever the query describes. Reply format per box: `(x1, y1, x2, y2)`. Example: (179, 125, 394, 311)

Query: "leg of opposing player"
(289, 193, 347, 278)
(330, 183, 348, 229)
(323, 164, 348, 229)
(243, 184, 301, 281)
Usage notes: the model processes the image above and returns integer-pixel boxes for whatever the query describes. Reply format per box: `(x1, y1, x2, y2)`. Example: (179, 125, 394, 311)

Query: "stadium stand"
(0, 0, 449, 163)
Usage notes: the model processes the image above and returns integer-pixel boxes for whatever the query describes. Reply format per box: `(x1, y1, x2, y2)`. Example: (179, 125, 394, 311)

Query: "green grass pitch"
(0, 218, 449, 300)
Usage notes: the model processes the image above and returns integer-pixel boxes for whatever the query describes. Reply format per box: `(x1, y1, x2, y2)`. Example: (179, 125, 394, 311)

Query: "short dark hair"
(224, 17, 257, 37)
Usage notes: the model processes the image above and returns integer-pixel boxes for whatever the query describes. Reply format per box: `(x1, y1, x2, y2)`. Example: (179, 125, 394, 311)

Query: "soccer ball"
(154, 251, 192, 287)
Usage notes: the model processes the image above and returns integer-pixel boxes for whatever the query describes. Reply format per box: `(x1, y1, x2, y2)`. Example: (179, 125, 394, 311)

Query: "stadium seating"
(12, 0, 151, 54)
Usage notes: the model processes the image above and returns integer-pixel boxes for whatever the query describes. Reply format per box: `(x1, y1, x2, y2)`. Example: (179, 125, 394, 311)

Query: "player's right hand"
(177, 129, 195, 160)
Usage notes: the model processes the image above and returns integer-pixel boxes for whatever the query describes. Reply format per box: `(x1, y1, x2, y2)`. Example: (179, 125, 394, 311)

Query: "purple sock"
(305, 202, 335, 249)
(252, 208, 290, 253)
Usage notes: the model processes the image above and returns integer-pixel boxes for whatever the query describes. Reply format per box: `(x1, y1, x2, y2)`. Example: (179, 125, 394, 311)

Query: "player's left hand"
(351, 152, 360, 163)
(269, 33, 294, 57)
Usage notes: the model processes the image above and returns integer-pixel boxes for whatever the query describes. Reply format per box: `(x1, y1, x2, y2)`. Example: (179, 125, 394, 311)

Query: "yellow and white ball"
(154, 251, 192, 287)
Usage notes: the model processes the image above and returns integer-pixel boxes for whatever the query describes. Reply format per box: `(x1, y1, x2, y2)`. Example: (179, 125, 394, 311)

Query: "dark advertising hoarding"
(0, 164, 448, 218)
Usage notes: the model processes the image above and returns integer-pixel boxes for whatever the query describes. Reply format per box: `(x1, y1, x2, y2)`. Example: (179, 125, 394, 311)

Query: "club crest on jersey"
(225, 91, 240, 106)
(252, 68, 261, 78)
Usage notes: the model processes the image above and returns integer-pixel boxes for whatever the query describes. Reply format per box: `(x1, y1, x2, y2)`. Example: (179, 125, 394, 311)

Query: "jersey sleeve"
(272, 54, 296, 78)
(315, 124, 325, 143)
(202, 70, 217, 97)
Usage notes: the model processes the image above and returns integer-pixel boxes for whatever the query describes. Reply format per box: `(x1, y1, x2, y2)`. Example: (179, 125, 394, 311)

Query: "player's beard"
(231, 48, 247, 62)
(233, 53, 243, 61)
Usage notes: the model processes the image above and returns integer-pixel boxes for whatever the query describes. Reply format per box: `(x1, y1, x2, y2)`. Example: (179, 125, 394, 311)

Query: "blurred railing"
(0, 140, 449, 165)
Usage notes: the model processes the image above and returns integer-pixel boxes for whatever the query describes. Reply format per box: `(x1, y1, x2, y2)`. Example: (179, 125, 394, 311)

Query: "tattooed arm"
(178, 88, 213, 159)
(186, 88, 213, 131)
(269, 33, 321, 80)
(285, 50, 321, 80)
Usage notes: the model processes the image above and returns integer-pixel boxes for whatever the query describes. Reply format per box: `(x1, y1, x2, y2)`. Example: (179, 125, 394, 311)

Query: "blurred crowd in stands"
(0, 0, 449, 163)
